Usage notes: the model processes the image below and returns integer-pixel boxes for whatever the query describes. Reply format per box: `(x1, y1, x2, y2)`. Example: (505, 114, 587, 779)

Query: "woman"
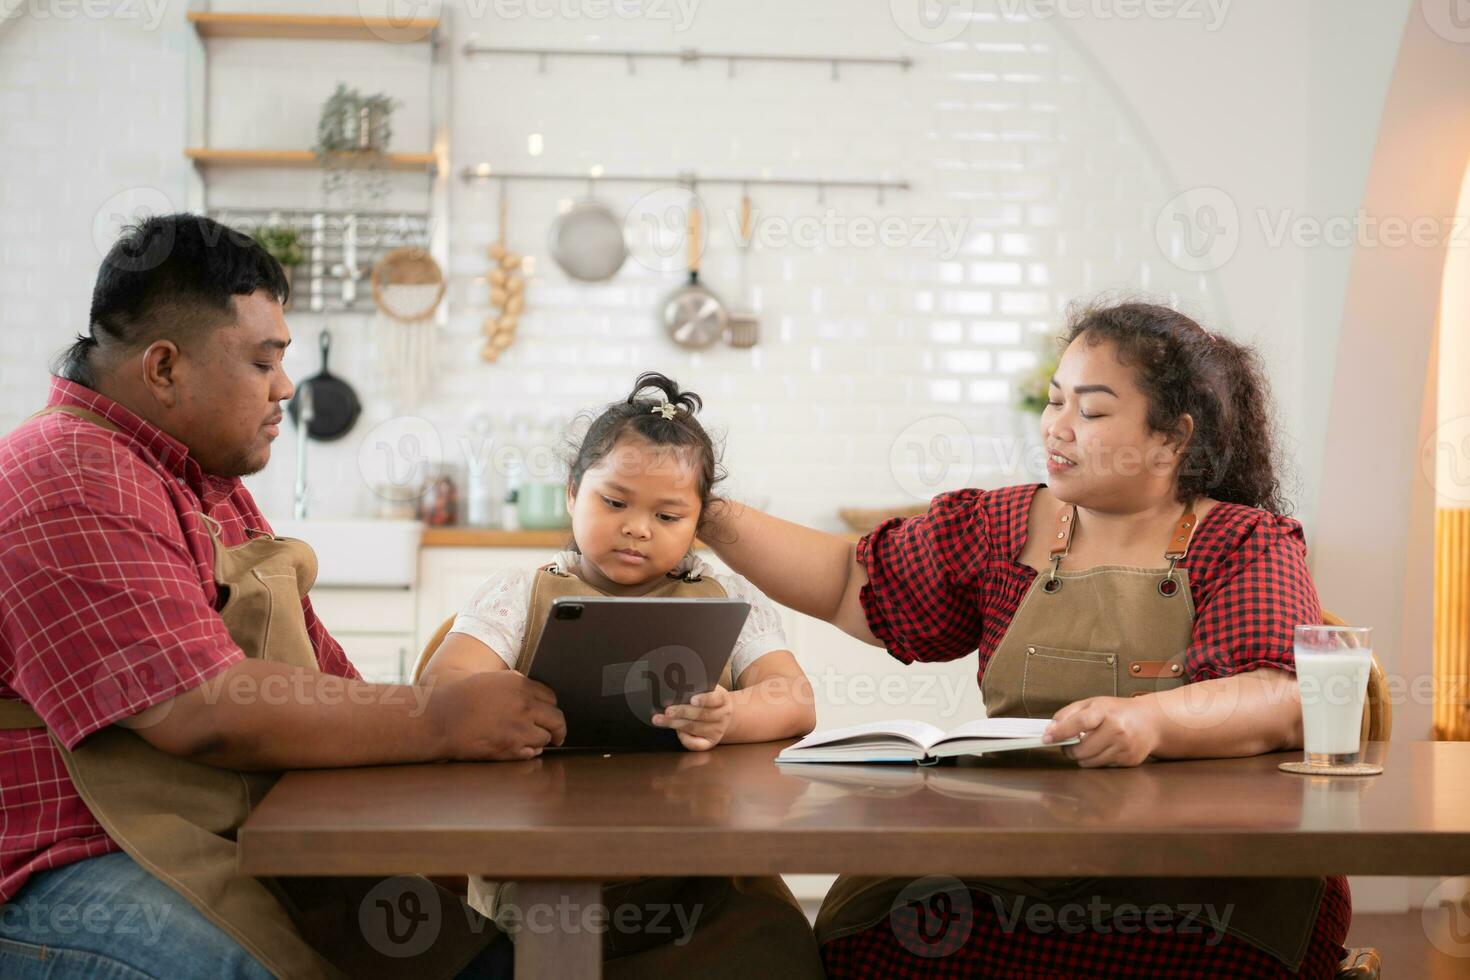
(705, 302, 1350, 978)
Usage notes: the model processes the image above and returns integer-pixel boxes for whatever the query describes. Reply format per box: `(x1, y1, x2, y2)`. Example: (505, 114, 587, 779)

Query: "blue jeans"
(0, 851, 513, 979)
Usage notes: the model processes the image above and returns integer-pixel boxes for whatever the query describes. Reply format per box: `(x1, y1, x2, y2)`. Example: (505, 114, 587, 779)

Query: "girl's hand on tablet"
(652, 685, 733, 751)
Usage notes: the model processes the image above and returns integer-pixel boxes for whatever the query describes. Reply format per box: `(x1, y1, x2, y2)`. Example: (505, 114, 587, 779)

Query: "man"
(0, 214, 566, 978)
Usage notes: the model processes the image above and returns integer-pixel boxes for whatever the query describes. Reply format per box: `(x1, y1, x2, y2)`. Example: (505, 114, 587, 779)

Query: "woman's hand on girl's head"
(652, 685, 734, 752)
(1043, 695, 1162, 768)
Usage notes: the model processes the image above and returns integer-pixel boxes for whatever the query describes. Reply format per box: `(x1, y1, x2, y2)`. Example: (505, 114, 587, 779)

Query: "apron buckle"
(1158, 559, 1181, 597)
(1043, 558, 1063, 594)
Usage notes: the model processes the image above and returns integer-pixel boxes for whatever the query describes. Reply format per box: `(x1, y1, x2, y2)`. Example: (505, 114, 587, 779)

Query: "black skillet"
(288, 330, 361, 442)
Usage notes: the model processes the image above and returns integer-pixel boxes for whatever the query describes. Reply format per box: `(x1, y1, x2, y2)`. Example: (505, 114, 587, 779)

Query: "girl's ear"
(565, 480, 577, 512)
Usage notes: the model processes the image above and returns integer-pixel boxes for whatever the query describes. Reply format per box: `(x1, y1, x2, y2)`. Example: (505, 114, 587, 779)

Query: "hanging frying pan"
(288, 329, 361, 442)
(550, 196, 627, 283)
(659, 199, 728, 349)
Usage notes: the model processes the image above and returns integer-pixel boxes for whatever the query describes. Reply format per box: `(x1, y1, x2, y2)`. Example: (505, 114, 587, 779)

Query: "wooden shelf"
(186, 148, 437, 173)
(188, 12, 438, 43)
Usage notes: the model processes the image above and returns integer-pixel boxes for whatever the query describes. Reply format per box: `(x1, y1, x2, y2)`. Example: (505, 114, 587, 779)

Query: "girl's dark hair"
(568, 372, 726, 529)
(1060, 300, 1291, 515)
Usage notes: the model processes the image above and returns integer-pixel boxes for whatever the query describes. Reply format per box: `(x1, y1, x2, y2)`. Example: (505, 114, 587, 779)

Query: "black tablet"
(523, 596, 751, 750)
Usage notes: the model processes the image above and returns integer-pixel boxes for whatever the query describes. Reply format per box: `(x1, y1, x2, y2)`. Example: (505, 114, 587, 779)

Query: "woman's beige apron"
(467, 562, 824, 979)
(815, 499, 1327, 972)
(0, 405, 497, 980)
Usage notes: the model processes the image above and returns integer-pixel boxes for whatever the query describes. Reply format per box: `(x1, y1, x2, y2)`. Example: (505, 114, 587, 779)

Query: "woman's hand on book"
(652, 686, 734, 751)
(1042, 695, 1161, 768)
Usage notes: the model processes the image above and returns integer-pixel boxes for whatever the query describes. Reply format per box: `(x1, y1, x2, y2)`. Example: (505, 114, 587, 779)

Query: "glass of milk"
(1293, 625, 1373, 767)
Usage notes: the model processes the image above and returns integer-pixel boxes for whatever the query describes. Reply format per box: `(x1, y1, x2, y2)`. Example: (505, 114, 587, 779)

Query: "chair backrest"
(1321, 609, 1392, 742)
(410, 615, 456, 685)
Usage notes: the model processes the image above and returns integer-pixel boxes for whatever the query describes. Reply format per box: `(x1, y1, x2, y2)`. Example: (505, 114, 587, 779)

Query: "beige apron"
(469, 562, 824, 979)
(816, 499, 1326, 972)
(0, 405, 498, 980)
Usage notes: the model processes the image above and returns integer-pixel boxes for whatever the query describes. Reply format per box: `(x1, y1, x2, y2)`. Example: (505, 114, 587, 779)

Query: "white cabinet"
(310, 587, 416, 684)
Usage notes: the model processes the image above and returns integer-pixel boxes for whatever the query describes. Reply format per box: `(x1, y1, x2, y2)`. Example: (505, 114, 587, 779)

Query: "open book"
(776, 716, 1079, 764)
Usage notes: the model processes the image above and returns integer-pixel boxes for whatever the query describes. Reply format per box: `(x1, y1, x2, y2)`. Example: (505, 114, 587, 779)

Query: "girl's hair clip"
(651, 401, 682, 421)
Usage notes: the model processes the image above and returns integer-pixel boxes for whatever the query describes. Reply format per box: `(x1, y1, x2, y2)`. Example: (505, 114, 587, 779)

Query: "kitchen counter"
(419, 528, 573, 548)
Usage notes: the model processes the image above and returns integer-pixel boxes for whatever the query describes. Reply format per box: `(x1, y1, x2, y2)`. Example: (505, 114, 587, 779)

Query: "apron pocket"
(1021, 645, 1118, 718)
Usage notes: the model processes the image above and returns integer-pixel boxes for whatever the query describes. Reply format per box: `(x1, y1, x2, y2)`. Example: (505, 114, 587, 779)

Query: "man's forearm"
(134, 659, 446, 770)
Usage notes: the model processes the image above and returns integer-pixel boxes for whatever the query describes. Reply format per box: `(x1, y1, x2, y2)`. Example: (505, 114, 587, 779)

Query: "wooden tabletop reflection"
(239, 740, 1470, 879)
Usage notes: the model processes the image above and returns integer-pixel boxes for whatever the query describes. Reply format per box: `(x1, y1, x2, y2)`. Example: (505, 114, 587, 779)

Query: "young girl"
(421, 372, 823, 978)
(423, 371, 815, 749)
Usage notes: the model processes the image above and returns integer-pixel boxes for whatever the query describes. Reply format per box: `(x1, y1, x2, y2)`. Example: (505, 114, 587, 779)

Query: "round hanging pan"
(660, 201, 727, 349)
(550, 196, 627, 283)
(288, 329, 361, 442)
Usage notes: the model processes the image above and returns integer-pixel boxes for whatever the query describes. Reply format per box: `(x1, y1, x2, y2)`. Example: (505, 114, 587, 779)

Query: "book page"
(786, 719, 948, 751)
(936, 716, 1055, 743)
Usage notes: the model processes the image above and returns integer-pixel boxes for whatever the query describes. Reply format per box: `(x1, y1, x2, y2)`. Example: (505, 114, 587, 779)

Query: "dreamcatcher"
(371, 246, 447, 405)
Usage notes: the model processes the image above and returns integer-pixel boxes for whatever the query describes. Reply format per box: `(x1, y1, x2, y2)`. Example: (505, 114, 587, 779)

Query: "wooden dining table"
(238, 739, 1470, 978)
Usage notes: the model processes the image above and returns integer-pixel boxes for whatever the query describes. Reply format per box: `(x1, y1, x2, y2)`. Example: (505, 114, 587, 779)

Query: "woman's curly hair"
(1060, 301, 1292, 515)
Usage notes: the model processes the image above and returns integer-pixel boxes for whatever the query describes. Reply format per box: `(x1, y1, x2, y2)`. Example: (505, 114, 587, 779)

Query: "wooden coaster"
(1278, 761, 1383, 776)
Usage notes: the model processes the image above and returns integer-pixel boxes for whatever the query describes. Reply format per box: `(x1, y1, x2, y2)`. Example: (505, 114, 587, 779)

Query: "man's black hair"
(55, 212, 290, 387)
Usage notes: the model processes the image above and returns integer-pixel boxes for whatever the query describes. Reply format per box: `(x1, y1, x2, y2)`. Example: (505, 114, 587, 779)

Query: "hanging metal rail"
(462, 43, 913, 79)
(459, 167, 909, 203)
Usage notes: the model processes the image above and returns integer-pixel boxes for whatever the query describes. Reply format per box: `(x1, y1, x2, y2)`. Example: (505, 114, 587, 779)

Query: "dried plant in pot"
(313, 84, 397, 206)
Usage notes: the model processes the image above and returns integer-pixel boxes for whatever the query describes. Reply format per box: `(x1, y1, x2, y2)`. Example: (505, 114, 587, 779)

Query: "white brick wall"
(0, 0, 1223, 528)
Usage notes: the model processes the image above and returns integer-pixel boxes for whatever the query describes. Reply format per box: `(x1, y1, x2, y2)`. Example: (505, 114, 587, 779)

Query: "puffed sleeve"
(1185, 512, 1321, 681)
(449, 566, 535, 669)
(856, 489, 990, 664)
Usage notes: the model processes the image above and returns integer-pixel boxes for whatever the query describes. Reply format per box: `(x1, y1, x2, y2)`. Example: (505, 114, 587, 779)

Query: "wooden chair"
(1321, 608, 1386, 980)
(409, 615, 456, 685)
